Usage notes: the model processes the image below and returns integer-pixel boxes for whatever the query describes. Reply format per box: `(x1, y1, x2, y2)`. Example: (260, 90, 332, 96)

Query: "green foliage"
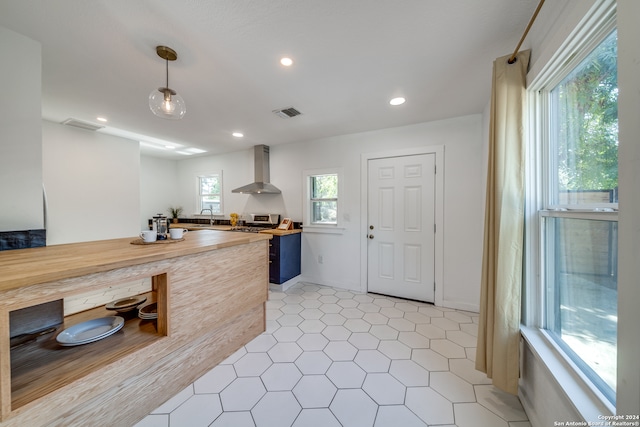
(312, 174, 338, 199)
(554, 30, 618, 196)
(168, 206, 183, 218)
(200, 176, 220, 195)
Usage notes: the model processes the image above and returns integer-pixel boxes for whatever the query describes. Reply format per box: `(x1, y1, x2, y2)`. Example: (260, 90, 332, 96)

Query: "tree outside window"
(552, 30, 618, 206)
(310, 174, 338, 224)
(199, 174, 222, 213)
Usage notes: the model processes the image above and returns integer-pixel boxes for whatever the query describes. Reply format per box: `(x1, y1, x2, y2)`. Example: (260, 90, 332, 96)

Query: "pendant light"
(149, 46, 186, 119)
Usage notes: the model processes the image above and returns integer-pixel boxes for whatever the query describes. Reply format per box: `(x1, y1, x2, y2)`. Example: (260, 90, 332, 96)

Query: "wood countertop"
(258, 229, 303, 236)
(170, 223, 233, 231)
(172, 223, 302, 235)
(0, 230, 270, 293)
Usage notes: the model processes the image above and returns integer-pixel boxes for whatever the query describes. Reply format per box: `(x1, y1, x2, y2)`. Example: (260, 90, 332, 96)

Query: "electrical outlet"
(318, 255, 323, 264)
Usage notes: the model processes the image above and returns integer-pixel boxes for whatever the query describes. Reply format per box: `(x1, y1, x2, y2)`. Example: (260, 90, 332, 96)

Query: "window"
(198, 173, 222, 214)
(303, 168, 343, 232)
(549, 30, 618, 208)
(530, 24, 618, 404)
(310, 174, 338, 224)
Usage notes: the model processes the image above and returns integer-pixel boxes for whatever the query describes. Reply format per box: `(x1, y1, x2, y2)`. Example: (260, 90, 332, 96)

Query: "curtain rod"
(508, 0, 545, 64)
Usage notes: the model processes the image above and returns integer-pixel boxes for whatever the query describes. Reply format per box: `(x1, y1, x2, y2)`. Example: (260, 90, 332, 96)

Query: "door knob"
(369, 225, 374, 230)
(368, 234, 374, 239)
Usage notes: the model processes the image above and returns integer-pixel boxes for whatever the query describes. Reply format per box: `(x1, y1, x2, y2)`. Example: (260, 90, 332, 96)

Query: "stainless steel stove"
(228, 214, 280, 233)
(229, 226, 271, 233)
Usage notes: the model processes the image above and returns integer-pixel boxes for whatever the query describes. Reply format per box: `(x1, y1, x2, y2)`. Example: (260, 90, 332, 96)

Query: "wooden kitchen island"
(0, 230, 271, 426)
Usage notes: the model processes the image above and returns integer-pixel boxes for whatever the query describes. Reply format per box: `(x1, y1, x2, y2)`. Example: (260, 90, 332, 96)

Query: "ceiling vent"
(60, 118, 104, 132)
(272, 106, 302, 119)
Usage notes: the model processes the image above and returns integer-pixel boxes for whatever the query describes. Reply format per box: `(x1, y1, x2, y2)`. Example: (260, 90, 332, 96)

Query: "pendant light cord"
(165, 58, 169, 88)
(508, 0, 545, 64)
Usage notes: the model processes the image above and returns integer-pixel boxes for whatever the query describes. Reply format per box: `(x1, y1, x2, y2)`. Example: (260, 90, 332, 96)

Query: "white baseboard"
(440, 299, 479, 313)
(269, 275, 301, 291)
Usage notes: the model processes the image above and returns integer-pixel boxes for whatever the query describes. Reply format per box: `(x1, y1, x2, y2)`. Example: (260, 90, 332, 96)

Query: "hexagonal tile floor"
(135, 282, 531, 427)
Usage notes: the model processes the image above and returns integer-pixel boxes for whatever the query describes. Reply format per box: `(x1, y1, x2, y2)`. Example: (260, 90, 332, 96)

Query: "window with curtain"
(534, 27, 618, 404)
(198, 173, 222, 214)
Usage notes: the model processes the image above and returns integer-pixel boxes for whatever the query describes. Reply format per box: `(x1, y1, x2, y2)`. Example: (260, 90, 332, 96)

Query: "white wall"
(42, 121, 140, 245)
(1, 24, 141, 245)
(140, 156, 180, 230)
(0, 26, 43, 232)
(173, 114, 485, 311)
(174, 149, 266, 218)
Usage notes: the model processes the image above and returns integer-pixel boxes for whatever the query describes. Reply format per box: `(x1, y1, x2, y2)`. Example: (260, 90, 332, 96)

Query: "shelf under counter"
(10, 290, 164, 410)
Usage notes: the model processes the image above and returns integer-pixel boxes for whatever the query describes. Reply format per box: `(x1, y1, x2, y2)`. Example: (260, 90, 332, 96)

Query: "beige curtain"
(476, 49, 530, 395)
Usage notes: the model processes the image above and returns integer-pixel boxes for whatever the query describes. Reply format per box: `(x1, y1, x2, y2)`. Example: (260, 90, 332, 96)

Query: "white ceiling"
(0, 0, 538, 159)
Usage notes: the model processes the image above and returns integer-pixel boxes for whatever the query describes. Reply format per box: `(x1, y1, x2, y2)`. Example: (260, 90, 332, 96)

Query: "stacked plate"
(105, 295, 147, 313)
(138, 302, 158, 320)
(56, 316, 125, 346)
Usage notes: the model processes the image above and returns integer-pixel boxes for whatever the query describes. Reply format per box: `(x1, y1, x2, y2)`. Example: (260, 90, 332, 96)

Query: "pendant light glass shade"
(149, 46, 186, 119)
(149, 87, 186, 119)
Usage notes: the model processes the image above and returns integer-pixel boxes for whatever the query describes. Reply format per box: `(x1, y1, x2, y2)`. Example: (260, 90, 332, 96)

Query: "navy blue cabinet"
(269, 232, 301, 284)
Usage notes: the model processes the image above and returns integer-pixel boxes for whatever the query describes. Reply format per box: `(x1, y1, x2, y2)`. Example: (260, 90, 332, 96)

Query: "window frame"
(545, 29, 619, 212)
(302, 168, 344, 233)
(524, 0, 617, 416)
(196, 172, 223, 215)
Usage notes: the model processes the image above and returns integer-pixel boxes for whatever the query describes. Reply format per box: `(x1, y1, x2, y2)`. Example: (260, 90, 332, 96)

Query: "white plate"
(105, 295, 147, 311)
(56, 317, 124, 346)
(56, 316, 124, 346)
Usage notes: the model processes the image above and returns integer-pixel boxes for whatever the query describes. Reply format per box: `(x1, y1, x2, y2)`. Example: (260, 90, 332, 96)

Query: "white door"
(367, 154, 436, 302)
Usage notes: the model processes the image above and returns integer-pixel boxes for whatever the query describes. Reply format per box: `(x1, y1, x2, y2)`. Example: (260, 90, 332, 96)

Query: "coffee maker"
(152, 214, 169, 240)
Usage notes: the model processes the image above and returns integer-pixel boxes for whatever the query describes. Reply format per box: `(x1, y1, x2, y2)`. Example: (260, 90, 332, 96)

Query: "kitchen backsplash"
(0, 229, 46, 251)
(147, 218, 233, 228)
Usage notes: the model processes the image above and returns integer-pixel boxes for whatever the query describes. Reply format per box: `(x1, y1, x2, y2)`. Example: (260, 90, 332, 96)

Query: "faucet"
(200, 208, 214, 225)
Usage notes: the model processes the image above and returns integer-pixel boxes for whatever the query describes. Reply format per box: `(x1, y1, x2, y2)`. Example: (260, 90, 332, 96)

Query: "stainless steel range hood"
(232, 145, 281, 194)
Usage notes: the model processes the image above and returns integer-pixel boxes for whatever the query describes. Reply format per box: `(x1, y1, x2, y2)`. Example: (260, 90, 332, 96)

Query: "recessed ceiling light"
(389, 97, 406, 106)
(176, 149, 206, 155)
(280, 57, 293, 67)
(232, 132, 244, 138)
(140, 141, 169, 150)
(96, 117, 108, 122)
(139, 141, 183, 151)
(185, 147, 206, 154)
